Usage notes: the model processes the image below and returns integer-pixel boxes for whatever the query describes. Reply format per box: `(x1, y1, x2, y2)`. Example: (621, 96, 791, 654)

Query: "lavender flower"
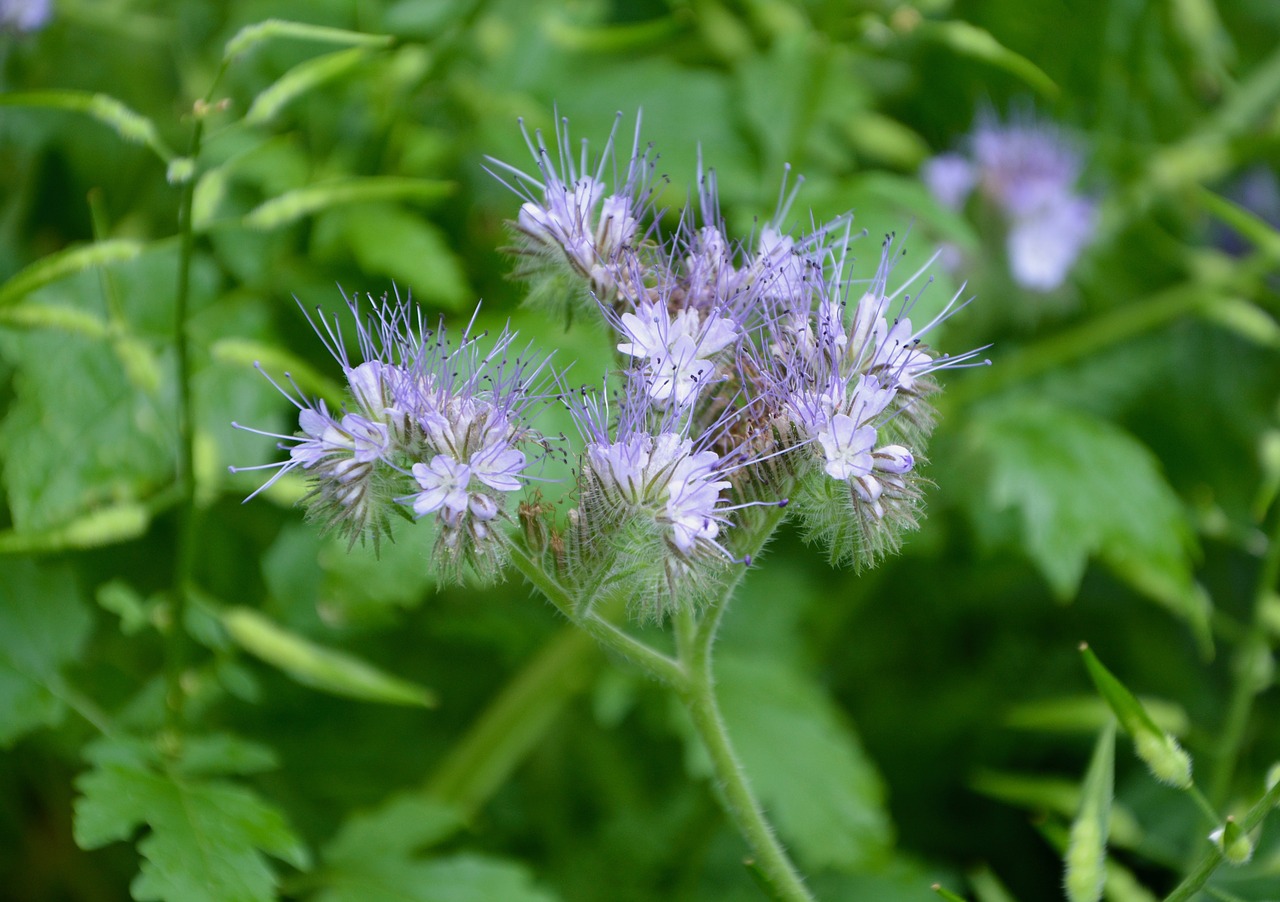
(923, 112, 1097, 291)
(751, 231, 987, 562)
(231, 294, 552, 580)
(485, 113, 656, 311)
(564, 375, 780, 618)
(0, 0, 50, 32)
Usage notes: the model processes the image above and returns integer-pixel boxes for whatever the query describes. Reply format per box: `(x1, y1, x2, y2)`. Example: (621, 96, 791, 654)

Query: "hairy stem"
(1164, 777, 1280, 902)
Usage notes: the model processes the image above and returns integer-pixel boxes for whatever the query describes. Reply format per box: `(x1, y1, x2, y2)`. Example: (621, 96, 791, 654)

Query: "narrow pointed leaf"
(245, 47, 375, 126)
(221, 607, 437, 707)
(0, 240, 144, 308)
(0, 91, 174, 161)
(242, 178, 453, 230)
(1065, 723, 1114, 902)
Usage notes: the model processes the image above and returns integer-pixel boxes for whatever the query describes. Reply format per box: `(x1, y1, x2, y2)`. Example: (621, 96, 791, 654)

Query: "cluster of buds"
(235, 114, 984, 619)
(922, 111, 1097, 291)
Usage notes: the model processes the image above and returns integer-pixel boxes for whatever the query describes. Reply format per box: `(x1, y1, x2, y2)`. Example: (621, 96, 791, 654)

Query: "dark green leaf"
(74, 736, 308, 902)
(0, 560, 93, 746)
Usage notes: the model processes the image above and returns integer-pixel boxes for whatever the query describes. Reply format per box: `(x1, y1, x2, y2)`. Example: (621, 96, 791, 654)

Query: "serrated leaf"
(0, 560, 92, 746)
(965, 399, 1202, 625)
(243, 178, 453, 230)
(74, 736, 308, 902)
(709, 653, 891, 871)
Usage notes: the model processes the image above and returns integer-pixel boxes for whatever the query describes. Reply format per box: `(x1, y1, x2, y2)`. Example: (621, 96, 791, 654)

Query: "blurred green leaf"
(1064, 723, 1114, 902)
(0, 560, 93, 746)
(319, 204, 473, 310)
(914, 20, 1058, 99)
(243, 178, 454, 231)
(971, 769, 1141, 849)
(313, 852, 561, 902)
(0, 92, 175, 162)
(221, 607, 438, 708)
(74, 735, 309, 902)
(245, 47, 379, 127)
(0, 502, 150, 553)
(710, 653, 892, 871)
(224, 19, 392, 60)
(0, 240, 145, 309)
(964, 399, 1204, 633)
(1003, 694, 1188, 737)
(324, 795, 463, 866)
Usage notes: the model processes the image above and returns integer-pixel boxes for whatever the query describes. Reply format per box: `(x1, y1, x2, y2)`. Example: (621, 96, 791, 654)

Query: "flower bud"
(1210, 817, 1254, 865)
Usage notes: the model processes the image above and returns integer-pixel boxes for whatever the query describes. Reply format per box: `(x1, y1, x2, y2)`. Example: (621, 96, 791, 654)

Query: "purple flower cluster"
(232, 295, 551, 580)
(495, 116, 983, 606)
(235, 114, 982, 607)
(923, 112, 1096, 291)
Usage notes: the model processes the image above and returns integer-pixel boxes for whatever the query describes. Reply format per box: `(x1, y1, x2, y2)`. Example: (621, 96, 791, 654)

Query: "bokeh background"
(2, 0, 1279, 900)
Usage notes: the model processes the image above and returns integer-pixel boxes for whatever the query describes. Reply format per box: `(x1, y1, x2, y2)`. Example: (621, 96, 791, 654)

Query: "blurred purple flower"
(924, 113, 1097, 291)
(0, 0, 50, 31)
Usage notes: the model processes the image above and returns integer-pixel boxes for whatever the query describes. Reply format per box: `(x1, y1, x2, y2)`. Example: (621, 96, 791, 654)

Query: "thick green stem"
(426, 626, 598, 816)
(677, 613, 814, 902)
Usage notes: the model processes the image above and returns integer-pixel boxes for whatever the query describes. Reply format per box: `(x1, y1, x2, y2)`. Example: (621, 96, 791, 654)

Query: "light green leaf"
(914, 21, 1058, 99)
(0, 239, 144, 309)
(326, 204, 472, 310)
(0, 92, 174, 161)
(964, 399, 1204, 633)
(1065, 724, 1114, 902)
(710, 653, 892, 871)
(0, 560, 92, 746)
(221, 607, 438, 708)
(224, 19, 392, 60)
(0, 502, 150, 553)
(243, 178, 453, 230)
(74, 736, 308, 902)
(245, 47, 376, 126)
(324, 795, 464, 866)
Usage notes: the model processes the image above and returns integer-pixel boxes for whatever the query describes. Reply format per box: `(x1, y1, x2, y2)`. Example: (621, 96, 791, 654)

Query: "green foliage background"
(1, 0, 1279, 899)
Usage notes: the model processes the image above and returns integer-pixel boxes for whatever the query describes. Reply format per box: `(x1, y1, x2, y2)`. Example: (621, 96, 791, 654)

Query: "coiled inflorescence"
(231, 294, 553, 582)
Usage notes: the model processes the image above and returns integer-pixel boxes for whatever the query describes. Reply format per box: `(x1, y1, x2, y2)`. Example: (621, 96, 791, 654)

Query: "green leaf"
(0, 239, 144, 309)
(221, 607, 438, 707)
(324, 795, 464, 866)
(244, 47, 377, 127)
(964, 399, 1204, 631)
(914, 20, 1058, 99)
(710, 653, 892, 871)
(1065, 724, 1114, 902)
(0, 501, 150, 553)
(224, 19, 393, 60)
(313, 791, 559, 902)
(0, 560, 92, 746)
(243, 178, 453, 230)
(74, 736, 308, 902)
(0, 92, 174, 161)
(1002, 694, 1188, 737)
(322, 204, 472, 310)
(970, 770, 1141, 849)
(315, 852, 559, 902)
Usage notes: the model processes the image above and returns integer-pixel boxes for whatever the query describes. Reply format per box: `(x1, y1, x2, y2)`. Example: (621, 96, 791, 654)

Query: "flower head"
(231, 293, 553, 579)
(486, 112, 656, 311)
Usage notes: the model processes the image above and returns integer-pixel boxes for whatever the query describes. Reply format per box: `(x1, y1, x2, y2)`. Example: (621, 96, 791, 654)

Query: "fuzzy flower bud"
(1210, 817, 1254, 865)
